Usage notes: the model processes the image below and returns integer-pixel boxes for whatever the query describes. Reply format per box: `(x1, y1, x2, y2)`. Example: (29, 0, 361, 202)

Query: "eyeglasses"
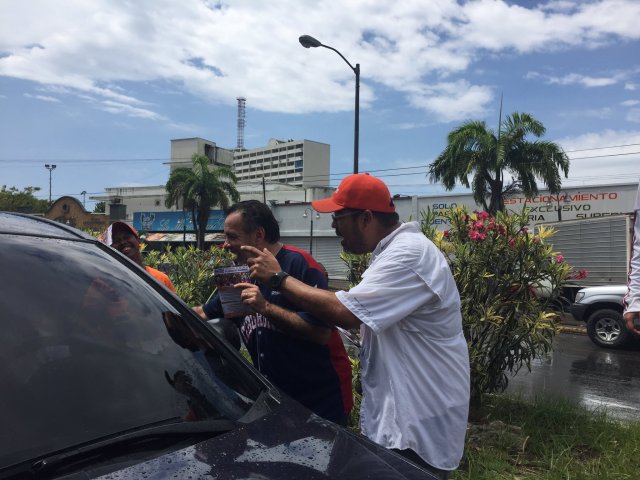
(331, 210, 363, 222)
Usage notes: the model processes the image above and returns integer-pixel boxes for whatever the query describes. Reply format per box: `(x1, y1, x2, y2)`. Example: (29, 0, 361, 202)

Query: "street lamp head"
(303, 208, 320, 219)
(299, 35, 322, 49)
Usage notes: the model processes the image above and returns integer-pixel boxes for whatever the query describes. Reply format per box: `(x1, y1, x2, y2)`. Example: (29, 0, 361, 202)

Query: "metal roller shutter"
(280, 235, 348, 281)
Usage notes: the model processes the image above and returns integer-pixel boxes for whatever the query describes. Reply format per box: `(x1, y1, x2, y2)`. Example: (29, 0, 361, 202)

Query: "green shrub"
(144, 245, 234, 306)
(339, 251, 370, 288)
(422, 207, 571, 408)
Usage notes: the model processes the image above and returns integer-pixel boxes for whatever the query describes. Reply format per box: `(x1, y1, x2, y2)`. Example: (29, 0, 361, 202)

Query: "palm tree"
(165, 154, 240, 249)
(428, 112, 570, 214)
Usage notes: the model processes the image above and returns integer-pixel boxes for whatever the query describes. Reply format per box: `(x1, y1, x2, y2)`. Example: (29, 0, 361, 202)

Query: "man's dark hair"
(226, 200, 280, 243)
(372, 210, 400, 228)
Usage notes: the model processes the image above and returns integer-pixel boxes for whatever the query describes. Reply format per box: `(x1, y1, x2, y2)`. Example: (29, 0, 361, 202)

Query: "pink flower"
(443, 229, 450, 238)
(555, 255, 564, 263)
(477, 211, 490, 220)
(474, 221, 484, 229)
(469, 230, 486, 241)
(572, 269, 589, 279)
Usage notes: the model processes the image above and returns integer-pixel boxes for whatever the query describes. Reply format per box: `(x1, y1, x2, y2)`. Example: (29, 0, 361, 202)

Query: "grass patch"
(454, 394, 640, 479)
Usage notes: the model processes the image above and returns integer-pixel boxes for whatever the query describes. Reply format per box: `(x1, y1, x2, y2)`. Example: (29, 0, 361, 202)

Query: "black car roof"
(0, 212, 94, 240)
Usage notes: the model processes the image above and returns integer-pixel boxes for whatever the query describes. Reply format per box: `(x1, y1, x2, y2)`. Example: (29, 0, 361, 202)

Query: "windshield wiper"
(28, 418, 237, 477)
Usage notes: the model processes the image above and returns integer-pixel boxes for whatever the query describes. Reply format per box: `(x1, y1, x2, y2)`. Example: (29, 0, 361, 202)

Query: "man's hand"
(236, 283, 268, 315)
(241, 246, 282, 283)
(193, 305, 208, 320)
(624, 311, 640, 336)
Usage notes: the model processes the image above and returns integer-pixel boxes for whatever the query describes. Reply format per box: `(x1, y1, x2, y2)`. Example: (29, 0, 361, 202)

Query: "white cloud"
(621, 100, 640, 107)
(557, 129, 640, 185)
(99, 100, 164, 120)
(24, 92, 60, 103)
(390, 122, 429, 131)
(559, 129, 640, 151)
(408, 80, 494, 122)
(583, 107, 613, 119)
(0, 0, 639, 123)
(627, 109, 640, 123)
(526, 71, 626, 88)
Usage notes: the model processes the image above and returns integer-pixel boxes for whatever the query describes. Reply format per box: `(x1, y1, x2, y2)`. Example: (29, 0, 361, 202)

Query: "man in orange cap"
(239, 174, 470, 479)
(101, 221, 176, 293)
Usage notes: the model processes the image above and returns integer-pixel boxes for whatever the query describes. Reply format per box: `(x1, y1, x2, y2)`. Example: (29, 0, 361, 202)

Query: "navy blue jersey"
(203, 245, 353, 423)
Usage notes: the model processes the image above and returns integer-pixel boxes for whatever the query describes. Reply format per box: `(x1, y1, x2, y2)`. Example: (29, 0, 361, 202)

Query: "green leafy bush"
(144, 245, 234, 306)
(422, 207, 571, 408)
(339, 251, 370, 288)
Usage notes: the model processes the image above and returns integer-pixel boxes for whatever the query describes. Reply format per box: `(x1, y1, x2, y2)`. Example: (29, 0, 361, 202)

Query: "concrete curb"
(559, 325, 587, 335)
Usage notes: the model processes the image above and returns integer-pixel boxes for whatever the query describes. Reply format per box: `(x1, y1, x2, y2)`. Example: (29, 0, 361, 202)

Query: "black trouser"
(392, 448, 450, 479)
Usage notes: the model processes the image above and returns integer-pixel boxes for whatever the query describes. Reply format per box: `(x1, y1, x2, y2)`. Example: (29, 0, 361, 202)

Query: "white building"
(233, 138, 329, 188)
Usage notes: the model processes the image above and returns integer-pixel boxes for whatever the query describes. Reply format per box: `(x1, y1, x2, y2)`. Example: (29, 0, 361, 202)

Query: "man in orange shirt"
(101, 221, 176, 293)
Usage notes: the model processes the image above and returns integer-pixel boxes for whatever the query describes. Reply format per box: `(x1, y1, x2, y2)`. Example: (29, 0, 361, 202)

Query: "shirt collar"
(371, 221, 420, 258)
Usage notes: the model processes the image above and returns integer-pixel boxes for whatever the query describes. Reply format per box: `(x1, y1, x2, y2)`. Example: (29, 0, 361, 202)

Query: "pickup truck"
(570, 285, 630, 348)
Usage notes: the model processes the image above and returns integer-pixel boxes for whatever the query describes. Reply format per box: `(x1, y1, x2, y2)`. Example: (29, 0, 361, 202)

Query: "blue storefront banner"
(133, 210, 225, 233)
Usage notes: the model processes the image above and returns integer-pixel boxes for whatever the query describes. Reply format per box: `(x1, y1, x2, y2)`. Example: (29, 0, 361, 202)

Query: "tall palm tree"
(165, 154, 240, 249)
(428, 112, 570, 214)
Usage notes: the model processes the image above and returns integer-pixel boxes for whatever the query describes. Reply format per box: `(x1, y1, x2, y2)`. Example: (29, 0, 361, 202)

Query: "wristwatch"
(269, 271, 289, 290)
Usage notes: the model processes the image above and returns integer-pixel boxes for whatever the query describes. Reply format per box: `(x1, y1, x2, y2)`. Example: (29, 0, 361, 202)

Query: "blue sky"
(1, 0, 639, 210)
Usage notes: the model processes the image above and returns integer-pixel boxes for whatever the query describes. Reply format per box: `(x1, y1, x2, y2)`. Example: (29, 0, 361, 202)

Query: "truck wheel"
(586, 309, 630, 348)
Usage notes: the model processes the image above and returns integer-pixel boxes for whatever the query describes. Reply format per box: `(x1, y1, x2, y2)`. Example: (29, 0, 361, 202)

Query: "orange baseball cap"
(312, 173, 396, 213)
(99, 221, 139, 246)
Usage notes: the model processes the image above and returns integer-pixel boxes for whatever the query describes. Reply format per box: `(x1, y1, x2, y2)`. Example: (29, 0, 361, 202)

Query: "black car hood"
(92, 396, 434, 480)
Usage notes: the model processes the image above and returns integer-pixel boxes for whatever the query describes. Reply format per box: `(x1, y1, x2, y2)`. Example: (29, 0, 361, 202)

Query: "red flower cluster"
(467, 211, 506, 241)
(570, 269, 589, 280)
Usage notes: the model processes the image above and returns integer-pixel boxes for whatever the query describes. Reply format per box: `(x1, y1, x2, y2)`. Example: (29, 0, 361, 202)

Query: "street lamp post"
(299, 34, 360, 174)
(556, 190, 570, 222)
(44, 164, 57, 204)
(303, 208, 320, 255)
(549, 190, 570, 222)
(80, 190, 87, 208)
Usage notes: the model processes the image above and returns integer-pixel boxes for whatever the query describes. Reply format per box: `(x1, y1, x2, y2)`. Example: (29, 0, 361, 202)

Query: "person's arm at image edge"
(624, 207, 640, 334)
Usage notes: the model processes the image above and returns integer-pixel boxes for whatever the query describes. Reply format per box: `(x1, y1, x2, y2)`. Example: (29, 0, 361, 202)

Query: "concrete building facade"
(169, 138, 234, 172)
(233, 138, 329, 188)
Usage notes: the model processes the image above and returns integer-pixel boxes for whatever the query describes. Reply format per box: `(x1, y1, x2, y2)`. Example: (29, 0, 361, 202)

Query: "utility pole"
(44, 164, 57, 204)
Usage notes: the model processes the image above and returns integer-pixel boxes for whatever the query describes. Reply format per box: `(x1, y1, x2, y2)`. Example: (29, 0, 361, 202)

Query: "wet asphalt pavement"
(507, 332, 640, 422)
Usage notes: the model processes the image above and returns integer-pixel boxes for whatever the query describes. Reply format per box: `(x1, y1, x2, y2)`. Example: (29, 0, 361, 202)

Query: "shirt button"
(258, 331, 262, 335)
(260, 353, 264, 358)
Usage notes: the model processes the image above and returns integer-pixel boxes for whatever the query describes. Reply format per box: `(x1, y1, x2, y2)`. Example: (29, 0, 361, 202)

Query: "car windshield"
(0, 234, 264, 470)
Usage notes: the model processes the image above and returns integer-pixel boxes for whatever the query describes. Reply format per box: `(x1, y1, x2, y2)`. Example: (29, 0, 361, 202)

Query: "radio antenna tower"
(236, 97, 246, 150)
